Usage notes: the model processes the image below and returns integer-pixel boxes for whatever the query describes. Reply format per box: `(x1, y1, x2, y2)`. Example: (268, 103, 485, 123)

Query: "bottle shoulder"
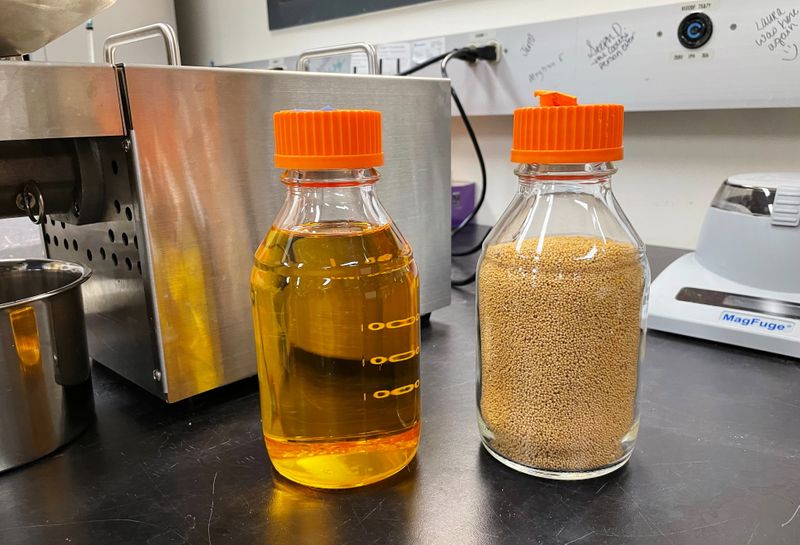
(253, 221, 416, 276)
(486, 184, 645, 252)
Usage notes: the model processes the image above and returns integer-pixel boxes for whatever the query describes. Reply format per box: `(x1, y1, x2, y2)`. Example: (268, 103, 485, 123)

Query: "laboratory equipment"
(251, 109, 421, 489)
(476, 91, 650, 480)
(0, 259, 93, 472)
(0, 15, 451, 401)
(649, 173, 800, 358)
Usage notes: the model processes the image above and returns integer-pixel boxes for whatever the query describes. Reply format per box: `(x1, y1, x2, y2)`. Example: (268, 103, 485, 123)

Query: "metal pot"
(0, 0, 116, 57)
(0, 259, 93, 472)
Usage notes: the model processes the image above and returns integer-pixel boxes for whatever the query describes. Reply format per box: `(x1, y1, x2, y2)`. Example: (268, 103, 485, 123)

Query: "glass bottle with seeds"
(476, 90, 650, 480)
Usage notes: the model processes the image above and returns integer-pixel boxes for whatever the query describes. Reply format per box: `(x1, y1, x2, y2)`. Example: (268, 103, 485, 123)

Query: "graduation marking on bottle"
(369, 346, 421, 365)
(373, 379, 421, 399)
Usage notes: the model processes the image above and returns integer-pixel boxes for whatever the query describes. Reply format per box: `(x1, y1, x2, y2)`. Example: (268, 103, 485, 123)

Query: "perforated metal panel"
(43, 136, 163, 398)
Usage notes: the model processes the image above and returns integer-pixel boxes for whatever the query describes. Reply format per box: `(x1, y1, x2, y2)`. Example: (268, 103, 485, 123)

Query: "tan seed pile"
(478, 235, 644, 471)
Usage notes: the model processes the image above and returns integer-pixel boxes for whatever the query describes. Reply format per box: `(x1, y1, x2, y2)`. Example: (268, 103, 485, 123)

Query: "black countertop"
(1, 247, 799, 545)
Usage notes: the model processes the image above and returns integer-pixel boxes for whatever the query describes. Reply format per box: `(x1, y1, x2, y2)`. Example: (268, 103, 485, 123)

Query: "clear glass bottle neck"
(481, 159, 645, 251)
(514, 162, 617, 194)
(281, 168, 380, 189)
(275, 168, 389, 232)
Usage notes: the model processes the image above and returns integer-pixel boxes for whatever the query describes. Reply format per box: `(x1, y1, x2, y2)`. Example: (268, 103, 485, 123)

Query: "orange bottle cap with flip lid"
(511, 90, 624, 164)
(273, 108, 383, 169)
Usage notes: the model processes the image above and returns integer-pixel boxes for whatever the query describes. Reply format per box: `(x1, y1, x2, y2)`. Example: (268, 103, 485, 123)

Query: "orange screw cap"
(511, 90, 624, 164)
(273, 108, 383, 170)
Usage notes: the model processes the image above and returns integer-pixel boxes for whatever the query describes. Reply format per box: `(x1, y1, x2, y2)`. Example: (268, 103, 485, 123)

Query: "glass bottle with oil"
(251, 109, 421, 489)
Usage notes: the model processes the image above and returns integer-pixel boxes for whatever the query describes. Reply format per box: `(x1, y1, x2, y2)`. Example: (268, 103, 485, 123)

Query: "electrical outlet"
(485, 41, 503, 64)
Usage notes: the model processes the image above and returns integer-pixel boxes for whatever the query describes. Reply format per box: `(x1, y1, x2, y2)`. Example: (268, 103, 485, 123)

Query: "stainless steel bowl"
(0, 0, 116, 57)
(0, 259, 93, 472)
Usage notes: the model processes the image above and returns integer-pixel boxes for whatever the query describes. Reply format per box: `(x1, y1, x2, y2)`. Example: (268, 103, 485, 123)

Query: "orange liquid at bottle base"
(251, 220, 421, 489)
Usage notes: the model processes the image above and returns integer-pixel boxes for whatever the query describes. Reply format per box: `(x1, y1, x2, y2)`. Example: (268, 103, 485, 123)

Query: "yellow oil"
(9, 306, 41, 369)
(250, 220, 421, 489)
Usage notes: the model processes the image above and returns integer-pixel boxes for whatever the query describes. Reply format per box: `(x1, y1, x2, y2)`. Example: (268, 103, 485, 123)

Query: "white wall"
(453, 110, 800, 249)
(173, 0, 797, 249)
(176, 0, 671, 67)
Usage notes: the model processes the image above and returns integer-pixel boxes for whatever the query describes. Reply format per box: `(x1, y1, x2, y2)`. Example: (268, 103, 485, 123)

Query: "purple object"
(452, 182, 476, 227)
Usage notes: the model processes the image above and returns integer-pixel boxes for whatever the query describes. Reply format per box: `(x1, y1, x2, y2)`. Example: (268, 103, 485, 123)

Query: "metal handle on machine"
(296, 42, 378, 74)
(103, 23, 181, 65)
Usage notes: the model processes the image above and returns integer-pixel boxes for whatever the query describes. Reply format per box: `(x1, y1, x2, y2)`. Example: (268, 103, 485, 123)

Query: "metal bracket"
(69, 139, 106, 224)
(296, 42, 377, 74)
(15, 182, 45, 225)
(103, 23, 181, 65)
(0, 140, 77, 221)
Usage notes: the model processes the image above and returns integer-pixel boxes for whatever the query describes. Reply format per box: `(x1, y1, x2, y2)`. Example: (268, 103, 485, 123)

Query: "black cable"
(439, 50, 488, 238)
(450, 225, 489, 287)
(399, 46, 485, 76)
(451, 228, 491, 256)
(450, 271, 476, 286)
(440, 51, 489, 283)
(399, 46, 495, 284)
(448, 86, 486, 237)
(400, 48, 488, 240)
(399, 51, 453, 76)
(442, 53, 492, 281)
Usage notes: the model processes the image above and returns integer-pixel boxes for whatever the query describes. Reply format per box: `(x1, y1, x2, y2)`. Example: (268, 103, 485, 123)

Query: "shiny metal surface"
(103, 23, 181, 65)
(297, 42, 378, 73)
(43, 136, 162, 398)
(0, 139, 80, 219)
(1, 138, 109, 225)
(0, 258, 93, 472)
(118, 66, 450, 401)
(712, 173, 800, 217)
(16, 182, 46, 224)
(0, 0, 115, 56)
(711, 180, 775, 216)
(0, 62, 124, 141)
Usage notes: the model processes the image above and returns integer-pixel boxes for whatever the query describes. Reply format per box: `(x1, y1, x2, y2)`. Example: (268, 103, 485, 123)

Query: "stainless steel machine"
(1, 17, 452, 401)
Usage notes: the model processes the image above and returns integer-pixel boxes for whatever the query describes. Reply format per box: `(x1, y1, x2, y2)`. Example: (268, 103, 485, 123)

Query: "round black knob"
(678, 12, 713, 49)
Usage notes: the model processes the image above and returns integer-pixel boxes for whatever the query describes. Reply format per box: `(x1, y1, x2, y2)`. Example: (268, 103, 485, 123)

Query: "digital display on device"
(676, 287, 800, 320)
